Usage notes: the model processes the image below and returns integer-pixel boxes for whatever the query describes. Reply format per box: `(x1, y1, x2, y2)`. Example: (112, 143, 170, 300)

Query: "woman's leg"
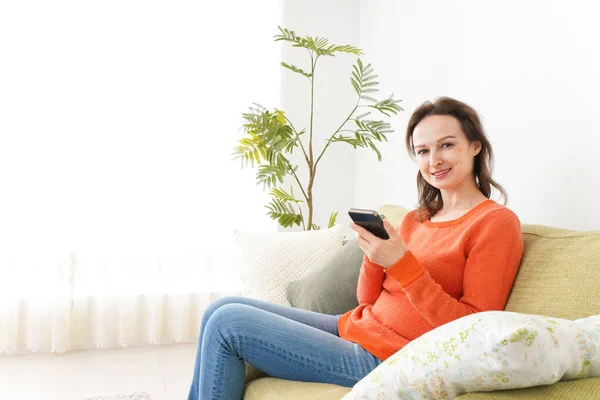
(187, 296, 344, 400)
(196, 302, 381, 400)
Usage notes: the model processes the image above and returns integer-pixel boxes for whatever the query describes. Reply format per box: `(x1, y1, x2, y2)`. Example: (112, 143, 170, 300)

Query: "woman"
(187, 97, 524, 400)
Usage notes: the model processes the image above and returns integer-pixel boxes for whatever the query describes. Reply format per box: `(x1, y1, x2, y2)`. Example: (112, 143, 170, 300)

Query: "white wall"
(280, 0, 360, 235)
(355, 0, 600, 230)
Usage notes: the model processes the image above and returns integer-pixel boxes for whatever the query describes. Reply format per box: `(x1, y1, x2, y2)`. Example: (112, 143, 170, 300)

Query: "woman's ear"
(472, 141, 482, 156)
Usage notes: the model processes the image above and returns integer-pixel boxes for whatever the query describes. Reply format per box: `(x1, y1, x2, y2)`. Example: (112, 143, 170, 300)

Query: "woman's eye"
(417, 149, 428, 155)
(441, 143, 453, 149)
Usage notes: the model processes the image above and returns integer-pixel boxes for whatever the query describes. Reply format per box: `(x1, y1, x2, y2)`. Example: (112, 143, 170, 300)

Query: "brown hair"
(405, 97, 507, 221)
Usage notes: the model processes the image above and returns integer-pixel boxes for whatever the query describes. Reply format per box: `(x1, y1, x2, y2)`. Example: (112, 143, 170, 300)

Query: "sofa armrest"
(456, 378, 600, 399)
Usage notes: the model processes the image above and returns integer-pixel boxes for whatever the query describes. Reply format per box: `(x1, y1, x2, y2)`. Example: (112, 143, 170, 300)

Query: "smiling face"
(412, 115, 481, 192)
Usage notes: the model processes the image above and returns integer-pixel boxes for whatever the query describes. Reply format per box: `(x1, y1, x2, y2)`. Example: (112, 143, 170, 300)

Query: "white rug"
(84, 392, 151, 400)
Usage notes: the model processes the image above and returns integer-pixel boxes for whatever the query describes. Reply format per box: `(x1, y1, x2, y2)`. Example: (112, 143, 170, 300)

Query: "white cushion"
(343, 311, 600, 399)
(233, 225, 344, 306)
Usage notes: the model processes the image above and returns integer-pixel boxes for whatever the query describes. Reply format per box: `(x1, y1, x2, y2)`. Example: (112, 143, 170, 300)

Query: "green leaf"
(311, 223, 321, 230)
(362, 87, 379, 94)
(361, 95, 377, 103)
(354, 111, 371, 120)
(362, 81, 380, 88)
(350, 77, 360, 96)
(281, 62, 313, 79)
(270, 187, 303, 204)
(328, 212, 338, 228)
(257, 164, 288, 190)
(274, 26, 362, 56)
(265, 198, 303, 228)
(274, 26, 300, 44)
(365, 137, 382, 161)
(368, 95, 404, 117)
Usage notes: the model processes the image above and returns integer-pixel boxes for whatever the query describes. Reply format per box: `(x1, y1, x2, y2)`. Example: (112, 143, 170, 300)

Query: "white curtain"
(0, 0, 280, 354)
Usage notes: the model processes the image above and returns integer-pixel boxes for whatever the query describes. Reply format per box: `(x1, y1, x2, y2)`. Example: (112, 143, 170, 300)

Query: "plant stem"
(272, 147, 309, 202)
(306, 53, 317, 230)
(297, 203, 306, 230)
(314, 102, 359, 170)
(288, 166, 309, 202)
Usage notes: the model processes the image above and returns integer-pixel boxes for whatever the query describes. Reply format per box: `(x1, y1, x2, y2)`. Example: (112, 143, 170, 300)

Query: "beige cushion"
(244, 363, 268, 384)
(242, 371, 600, 400)
(456, 377, 600, 399)
(505, 224, 600, 320)
(376, 204, 409, 228)
(243, 377, 351, 400)
(234, 225, 344, 306)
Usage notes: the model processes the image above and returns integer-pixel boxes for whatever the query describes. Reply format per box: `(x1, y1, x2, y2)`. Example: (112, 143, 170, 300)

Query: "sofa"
(242, 204, 600, 399)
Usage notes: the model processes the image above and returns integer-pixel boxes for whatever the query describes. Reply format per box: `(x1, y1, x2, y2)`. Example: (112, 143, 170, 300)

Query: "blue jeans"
(187, 296, 382, 400)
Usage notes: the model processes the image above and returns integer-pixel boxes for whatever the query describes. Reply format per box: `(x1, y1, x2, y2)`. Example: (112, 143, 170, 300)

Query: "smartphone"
(348, 208, 389, 239)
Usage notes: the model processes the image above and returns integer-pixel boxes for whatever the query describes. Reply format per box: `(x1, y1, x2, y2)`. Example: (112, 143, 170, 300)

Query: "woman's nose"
(429, 151, 443, 167)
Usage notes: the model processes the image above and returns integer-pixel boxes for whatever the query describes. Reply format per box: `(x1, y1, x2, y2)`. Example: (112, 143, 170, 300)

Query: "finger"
(356, 235, 372, 254)
(350, 223, 379, 244)
(383, 219, 397, 237)
(349, 223, 366, 241)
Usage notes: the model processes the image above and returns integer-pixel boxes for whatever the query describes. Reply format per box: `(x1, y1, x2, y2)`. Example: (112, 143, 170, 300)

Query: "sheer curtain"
(0, 0, 280, 354)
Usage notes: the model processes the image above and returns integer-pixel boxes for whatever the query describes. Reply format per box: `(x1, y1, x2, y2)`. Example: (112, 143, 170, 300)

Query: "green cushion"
(505, 224, 600, 320)
(286, 237, 363, 315)
(285, 204, 409, 315)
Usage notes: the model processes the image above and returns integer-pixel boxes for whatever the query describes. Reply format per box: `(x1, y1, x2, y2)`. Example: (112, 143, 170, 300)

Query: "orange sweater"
(338, 200, 524, 361)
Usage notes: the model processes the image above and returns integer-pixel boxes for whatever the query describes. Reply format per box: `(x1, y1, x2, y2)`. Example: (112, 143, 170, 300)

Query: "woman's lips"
(431, 168, 451, 178)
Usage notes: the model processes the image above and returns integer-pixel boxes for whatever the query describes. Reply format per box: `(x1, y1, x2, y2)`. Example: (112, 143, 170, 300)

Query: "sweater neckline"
(423, 199, 495, 228)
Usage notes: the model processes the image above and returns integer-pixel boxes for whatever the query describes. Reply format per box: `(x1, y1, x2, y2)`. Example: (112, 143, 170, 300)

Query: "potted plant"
(233, 27, 403, 230)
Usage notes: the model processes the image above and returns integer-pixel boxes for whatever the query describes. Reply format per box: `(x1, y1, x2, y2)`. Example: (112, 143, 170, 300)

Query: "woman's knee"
(206, 303, 252, 328)
(202, 296, 248, 326)
(203, 303, 256, 346)
(203, 296, 244, 320)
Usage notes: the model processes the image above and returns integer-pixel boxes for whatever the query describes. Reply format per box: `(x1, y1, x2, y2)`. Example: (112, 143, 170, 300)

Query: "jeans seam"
(211, 343, 228, 399)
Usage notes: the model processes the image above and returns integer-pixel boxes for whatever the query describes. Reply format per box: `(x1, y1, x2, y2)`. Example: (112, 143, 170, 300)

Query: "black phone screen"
(348, 209, 389, 239)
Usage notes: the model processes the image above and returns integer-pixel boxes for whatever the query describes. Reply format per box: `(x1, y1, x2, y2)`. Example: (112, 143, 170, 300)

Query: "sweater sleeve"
(385, 209, 524, 327)
(356, 254, 385, 306)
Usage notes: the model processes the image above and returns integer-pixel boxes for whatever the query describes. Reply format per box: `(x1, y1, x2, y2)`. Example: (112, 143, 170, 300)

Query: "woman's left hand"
(350, 219, 408, 269)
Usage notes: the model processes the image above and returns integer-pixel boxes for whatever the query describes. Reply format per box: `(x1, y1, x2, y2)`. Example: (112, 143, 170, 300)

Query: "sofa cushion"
(286, 237, 364, 315)
(242, 374, 600, 400)
(285, 205, 409, 315)
(233, 225, 343, 305)
(456, 377, 600, 399)
(505, 224, 600, 320)
(243, 377, 351, 400)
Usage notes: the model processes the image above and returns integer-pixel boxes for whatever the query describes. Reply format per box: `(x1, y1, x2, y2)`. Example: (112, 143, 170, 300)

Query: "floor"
(0, 343, 198, 400)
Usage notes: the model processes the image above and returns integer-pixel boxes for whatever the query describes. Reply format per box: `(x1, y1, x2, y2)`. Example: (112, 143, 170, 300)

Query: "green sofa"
(243, 204, 600, 399)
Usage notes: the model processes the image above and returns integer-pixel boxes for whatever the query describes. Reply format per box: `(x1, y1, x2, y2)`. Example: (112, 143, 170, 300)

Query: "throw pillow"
(286, 237, 364, 315)
(343, 311, 600, 400)
(286, 204, 409, 314)
(233, 225, 344, 306)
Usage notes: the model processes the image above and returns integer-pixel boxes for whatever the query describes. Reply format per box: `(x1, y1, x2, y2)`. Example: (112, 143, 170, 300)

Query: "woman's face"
(412, 115, 481, 192)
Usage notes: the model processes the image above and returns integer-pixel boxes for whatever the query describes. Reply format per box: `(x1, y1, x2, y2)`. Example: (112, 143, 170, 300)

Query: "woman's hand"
(350, 219, 408, 268)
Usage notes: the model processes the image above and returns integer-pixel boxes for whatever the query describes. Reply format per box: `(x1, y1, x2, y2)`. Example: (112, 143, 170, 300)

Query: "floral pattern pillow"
(343, 311, 600, 400)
